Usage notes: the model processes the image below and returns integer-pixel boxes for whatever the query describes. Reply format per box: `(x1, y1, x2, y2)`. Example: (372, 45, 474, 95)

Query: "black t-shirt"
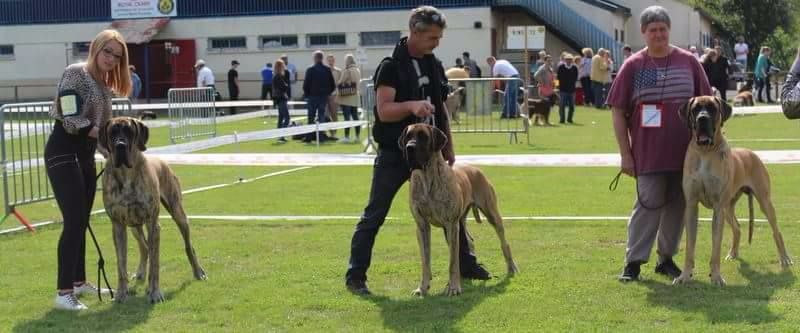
(374, 55, 448, 151)
(228, 69, 238, 90)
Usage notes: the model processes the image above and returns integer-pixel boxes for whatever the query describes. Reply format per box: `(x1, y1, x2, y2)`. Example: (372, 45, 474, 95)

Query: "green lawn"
(2, 165, 800, 332)
(2, 106, 800, 332)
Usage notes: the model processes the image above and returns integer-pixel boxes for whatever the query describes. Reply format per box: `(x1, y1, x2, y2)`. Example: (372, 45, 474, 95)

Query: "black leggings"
(45, 122, 97, 290)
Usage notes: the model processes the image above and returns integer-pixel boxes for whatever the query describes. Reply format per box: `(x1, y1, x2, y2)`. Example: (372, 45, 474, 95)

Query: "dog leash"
(87, 167, 115, 302)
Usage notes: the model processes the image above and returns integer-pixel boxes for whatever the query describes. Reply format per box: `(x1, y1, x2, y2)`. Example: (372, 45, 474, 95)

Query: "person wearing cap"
(195, 59, 215, 88)
(228, 60, 240, 114)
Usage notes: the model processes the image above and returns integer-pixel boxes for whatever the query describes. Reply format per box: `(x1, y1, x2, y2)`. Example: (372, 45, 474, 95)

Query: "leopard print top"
(49, 63, 113, 134)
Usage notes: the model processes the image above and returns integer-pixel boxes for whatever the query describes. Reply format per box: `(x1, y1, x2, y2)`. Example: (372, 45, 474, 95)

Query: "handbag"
(338, 81, 357, 96)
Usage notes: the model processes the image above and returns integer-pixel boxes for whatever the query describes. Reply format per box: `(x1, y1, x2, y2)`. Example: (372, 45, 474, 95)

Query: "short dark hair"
(463, 51, 470, 58)
(623, 45, 632, 52)
(409, 6, 447, 32)
(640, 6, 671, 29)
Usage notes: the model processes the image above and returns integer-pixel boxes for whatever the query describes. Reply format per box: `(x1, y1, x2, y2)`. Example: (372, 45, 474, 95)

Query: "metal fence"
(357, 77, 529, 146)
(0, 98, 133, 231)
(167, 87, 217, 144)
(450, 77, 529, 143)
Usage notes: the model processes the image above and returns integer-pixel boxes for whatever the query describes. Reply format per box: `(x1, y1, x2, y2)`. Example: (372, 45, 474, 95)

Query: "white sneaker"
(338, 137, 351, 143)
(54, 293, 88, 311)
(73, 282, 112, 297)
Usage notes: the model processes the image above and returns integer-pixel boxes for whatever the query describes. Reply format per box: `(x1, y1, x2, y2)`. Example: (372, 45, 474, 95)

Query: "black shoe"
(654, 257, 682, 279)
(461, 263, 492, 280)
(346, 280, 371, 295)
(618, 262, 640, 282)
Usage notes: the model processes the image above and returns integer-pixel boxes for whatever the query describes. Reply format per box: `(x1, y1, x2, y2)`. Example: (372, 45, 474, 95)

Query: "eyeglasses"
(102, 48, 123, 62)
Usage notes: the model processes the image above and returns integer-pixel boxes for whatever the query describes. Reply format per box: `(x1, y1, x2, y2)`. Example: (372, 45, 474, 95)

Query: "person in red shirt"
(606, 6, 712, 282)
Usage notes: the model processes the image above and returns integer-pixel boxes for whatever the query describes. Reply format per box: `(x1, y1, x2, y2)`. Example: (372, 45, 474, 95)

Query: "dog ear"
(431, 126, 448, 152)
(679, 97, 695, 129)
(716, 96, 732, 124)
(133, 118, 149, 152)
(98, 120, 110, 151)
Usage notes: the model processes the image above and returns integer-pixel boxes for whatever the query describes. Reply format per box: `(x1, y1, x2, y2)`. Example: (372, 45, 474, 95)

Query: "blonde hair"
(86, 29, 132, 97)
(274, 59, 286, 76)
(345, 54, 357, 67)
(582, 48, 594, 58)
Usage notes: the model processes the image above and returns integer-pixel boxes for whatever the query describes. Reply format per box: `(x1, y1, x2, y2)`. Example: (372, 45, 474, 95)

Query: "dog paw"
(148, 289, 165, 303)
(114, 288, 129, 303)
(194, 268, 208, 280)
(710, 274, 727, 287)
(131, 272, 146, 281)
(672, 273, 693, 285)
(412, 287, 429, 297)
(780, 256, 794, 268)
(444, 283, 462, 296)
(725, 252, 738, 261)
(508, 263, 519, 276)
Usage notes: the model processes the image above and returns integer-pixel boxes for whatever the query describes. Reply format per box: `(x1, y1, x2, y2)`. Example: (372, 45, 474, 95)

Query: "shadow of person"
(13, 281, 192, 333)
(363, 276, 512, 333)
(641, 259, 795, 325)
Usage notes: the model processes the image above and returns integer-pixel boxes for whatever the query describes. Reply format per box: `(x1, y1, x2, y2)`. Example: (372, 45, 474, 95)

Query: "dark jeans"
(229, 91, 239, 114)
(580, 77, 593, 105)
(559, 92, 575, 123)
(45, 122, 97, 290)
(756, 77, 773, 102)
(592, 81, 606, 108)
(345, 150, 479, 283)
(713, 83, 727, 102)
(261, 84, 273, 100)
(306, 95, 328, 125)
(341, 105, 360, 138)
(276, 99, 290, 131)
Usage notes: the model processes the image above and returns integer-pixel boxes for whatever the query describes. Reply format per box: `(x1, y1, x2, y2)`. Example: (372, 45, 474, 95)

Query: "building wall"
(561, 0, 629, 46)
(0, 7, 492, 101)
(616, 0, 715, 53)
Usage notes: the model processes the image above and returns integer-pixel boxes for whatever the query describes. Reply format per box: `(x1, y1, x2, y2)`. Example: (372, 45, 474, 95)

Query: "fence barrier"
(167, 87, 217, 144)
(0, 98, 132, 231)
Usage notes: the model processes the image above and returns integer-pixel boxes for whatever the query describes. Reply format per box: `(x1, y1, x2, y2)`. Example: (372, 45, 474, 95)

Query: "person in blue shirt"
(129, 65, 142, 101)
(754, 46, 774, 103)
(261, 62, 273, 100)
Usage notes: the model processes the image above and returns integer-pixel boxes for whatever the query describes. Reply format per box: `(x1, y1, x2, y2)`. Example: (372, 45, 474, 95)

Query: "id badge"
(640, 103, 663, 128)
(58, 90, 81, 117)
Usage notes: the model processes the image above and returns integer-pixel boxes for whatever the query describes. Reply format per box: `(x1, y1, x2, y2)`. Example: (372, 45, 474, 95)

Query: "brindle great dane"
(400, 123, 518, 296)
(100, 117, 206, 303)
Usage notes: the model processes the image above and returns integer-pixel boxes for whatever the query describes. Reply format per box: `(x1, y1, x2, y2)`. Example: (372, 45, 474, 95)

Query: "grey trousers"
(625, 172, 685, 264)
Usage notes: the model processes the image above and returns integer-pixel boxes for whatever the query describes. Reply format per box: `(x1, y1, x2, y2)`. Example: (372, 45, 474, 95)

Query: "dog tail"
(471, 206, 483, 224)
(748, 192, 755, 244)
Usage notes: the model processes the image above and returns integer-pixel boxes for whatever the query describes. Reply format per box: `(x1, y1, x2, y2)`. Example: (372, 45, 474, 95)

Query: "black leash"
(608, 151, 677, 210)
(88, 167, 114, 301)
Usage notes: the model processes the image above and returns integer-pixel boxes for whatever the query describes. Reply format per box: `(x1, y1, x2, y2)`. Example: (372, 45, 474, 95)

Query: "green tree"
(693, 0, 798, 68)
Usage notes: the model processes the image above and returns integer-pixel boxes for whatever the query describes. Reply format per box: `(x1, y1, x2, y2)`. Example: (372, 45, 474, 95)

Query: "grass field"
(2, 106, 800, 332)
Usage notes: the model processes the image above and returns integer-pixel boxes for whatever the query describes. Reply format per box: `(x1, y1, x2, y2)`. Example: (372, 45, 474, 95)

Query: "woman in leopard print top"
(45, 29, 131, 311)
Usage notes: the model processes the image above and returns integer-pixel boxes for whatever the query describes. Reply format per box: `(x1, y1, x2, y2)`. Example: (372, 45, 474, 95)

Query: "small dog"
(100, 117, 207, 303)
(733, 81, 754, 107)
(401, 123, 518, 296)
(526, 96, 556, 126)
(674, 96, 792, 287)
(445, 86, 465, 124)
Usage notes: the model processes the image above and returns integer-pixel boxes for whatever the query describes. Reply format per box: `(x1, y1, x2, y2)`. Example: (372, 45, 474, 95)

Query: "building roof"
(577, 0, 631, 16)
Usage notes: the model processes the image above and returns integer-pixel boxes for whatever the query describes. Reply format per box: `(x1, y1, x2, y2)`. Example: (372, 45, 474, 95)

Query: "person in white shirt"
(195, 59, 215, 88)
(487, 56, 520, 118)
(734, 36, 749, 71)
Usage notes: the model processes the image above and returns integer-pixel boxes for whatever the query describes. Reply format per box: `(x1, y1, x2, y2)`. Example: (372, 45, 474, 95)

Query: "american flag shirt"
(607, 47, 712, 175)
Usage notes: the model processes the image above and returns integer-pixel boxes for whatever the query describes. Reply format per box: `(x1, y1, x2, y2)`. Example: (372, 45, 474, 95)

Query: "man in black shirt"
(345, 6, 491, 296)
(228, 60, 240, 114)
(303, 50, 336, 135)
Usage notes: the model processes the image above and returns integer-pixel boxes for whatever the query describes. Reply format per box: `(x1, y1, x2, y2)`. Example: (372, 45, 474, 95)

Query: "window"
(620, 30, 625, 43)
(307, 33, 346, 47)
(72, 42, 90, 56)
(0, 45, 13, 59)
(614, 29, 619, 42)
(260, 35, 298, 49)
(360, 31, 401, 47)
(209, 37, 247, 50)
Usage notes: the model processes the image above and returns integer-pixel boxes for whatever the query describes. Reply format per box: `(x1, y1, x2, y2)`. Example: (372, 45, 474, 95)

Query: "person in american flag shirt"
(607, 6, 712, 282)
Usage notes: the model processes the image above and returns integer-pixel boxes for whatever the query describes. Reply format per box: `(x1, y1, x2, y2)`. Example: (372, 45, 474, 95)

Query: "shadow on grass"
(642, 260, 795, 325)
(364, 277, 511, 333)
(13, 281, 191, 333)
